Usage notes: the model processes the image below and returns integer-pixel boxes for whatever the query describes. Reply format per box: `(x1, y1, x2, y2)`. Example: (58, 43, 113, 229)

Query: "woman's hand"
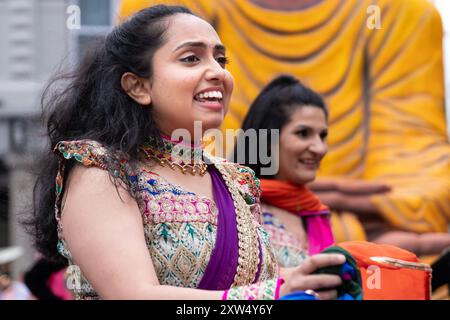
(279, 253, 346, 300)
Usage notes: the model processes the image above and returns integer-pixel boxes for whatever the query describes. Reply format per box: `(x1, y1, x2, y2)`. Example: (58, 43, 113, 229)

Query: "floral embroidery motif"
(145, 220, 216, 288)
(256, 227, 278, 281)
(225, 278, 280, 300)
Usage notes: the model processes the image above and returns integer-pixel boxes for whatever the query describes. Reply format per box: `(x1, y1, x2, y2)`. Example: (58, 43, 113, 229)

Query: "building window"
(69, 0, 120, 63)
(80, 0, 111, 26)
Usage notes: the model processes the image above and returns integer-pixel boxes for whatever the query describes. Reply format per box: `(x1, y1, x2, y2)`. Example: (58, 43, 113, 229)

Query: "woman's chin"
(290, 173, 316, 185)
(196, 117, 224, 131)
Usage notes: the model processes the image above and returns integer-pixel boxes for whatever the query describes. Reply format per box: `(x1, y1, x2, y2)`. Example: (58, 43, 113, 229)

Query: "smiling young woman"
(235, 75, 334, 264)
(26, 5, 346, 300)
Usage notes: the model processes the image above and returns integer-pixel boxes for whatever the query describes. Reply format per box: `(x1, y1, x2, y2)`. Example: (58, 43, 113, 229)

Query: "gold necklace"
(141, 135, 208, 176)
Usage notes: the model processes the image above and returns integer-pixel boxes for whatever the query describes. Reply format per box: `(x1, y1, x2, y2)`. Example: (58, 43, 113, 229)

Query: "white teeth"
(195, 90, 223, 100)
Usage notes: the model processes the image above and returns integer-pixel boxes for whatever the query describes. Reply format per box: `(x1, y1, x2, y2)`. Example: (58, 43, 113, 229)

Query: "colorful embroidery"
(256, 227, 278, 281)
(205, 154, 261, 287)
(235, 165, 261, 205)
(146, 221, 216, 287)
(55, 140, 109, 169)
(54, 140, 278, 299)
(262, 212, 308, 267)
(224, 278, 281, 300)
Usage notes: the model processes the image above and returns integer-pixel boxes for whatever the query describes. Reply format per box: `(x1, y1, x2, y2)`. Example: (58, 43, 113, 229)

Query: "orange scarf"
(260, 179, 328, 212)
(260, 179, 334, 255)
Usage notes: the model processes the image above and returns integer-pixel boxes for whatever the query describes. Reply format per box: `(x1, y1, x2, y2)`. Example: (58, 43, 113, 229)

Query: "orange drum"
(338, 241, 432, 300)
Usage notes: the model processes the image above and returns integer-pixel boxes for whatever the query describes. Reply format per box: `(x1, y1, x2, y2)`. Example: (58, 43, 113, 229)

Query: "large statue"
(119, 0, 450, 254)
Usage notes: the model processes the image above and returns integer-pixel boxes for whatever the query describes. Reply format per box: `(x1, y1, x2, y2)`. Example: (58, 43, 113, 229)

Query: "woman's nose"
(309, 138, 328, 156)
(205, 60, 225, 82)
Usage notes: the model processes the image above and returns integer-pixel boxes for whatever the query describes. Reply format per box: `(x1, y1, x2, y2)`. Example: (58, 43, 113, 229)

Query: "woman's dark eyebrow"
(294, 125, 328, 132)
(294, 125, 311, 130)
(173, 41, 226, 53)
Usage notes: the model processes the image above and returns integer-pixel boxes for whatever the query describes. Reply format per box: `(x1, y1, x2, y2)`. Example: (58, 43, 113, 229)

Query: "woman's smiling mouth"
(299, 158, 319, 169)
(194, 88, 224, 110)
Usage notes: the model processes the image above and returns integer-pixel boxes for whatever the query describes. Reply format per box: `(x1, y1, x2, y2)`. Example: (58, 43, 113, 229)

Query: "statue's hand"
(308, 178, 391, 195)
(373, 231, 450, 256)
(308, 179, 391, 217)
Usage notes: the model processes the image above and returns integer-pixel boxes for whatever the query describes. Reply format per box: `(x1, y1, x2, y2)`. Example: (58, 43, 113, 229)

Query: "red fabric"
(260, 179, 327, 212)
(339, 241, 431, 300)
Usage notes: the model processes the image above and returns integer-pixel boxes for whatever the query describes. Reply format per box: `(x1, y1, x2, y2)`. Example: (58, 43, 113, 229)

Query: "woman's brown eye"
(180, 55, 199, 63)
(296, 130, 309, 138)
(217, 56, 230, 67)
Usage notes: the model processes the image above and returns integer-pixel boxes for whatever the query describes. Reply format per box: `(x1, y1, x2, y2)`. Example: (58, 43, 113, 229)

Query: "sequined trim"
(141, 194, 218, 225)
(205, 153, 260, 286)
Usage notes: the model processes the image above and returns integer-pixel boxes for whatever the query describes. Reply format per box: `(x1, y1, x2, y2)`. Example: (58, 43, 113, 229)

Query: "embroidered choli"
(54, 140, 278, 299)
(261, 212, 309, 268)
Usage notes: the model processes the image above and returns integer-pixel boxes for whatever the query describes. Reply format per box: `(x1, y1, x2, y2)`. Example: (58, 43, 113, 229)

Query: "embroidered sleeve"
(223, 278, 283, 300)
(54, 139, 131, 182)
(54, 140, 110, 168)
(53, 140, 131, 224)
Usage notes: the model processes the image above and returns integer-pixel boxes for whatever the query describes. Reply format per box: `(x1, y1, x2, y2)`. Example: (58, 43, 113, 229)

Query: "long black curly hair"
(24, 5, 195, 263)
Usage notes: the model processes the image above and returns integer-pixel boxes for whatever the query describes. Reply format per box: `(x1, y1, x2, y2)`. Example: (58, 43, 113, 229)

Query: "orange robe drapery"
(118, 0, 450, 236)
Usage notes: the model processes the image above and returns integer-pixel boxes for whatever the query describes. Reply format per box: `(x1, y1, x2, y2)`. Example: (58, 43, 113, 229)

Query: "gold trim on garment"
(370, 257, 432, 272)
(205, 153, 260, 286)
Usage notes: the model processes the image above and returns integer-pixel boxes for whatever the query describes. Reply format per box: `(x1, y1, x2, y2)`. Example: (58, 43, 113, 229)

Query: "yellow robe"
(118, 0, 450, 238)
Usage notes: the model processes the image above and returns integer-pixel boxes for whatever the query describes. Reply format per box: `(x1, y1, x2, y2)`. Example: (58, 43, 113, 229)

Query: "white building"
(0, 0, 119, 278)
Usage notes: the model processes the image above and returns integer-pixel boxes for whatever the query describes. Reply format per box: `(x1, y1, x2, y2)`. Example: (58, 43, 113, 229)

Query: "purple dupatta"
(197, 167, 245, 290)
